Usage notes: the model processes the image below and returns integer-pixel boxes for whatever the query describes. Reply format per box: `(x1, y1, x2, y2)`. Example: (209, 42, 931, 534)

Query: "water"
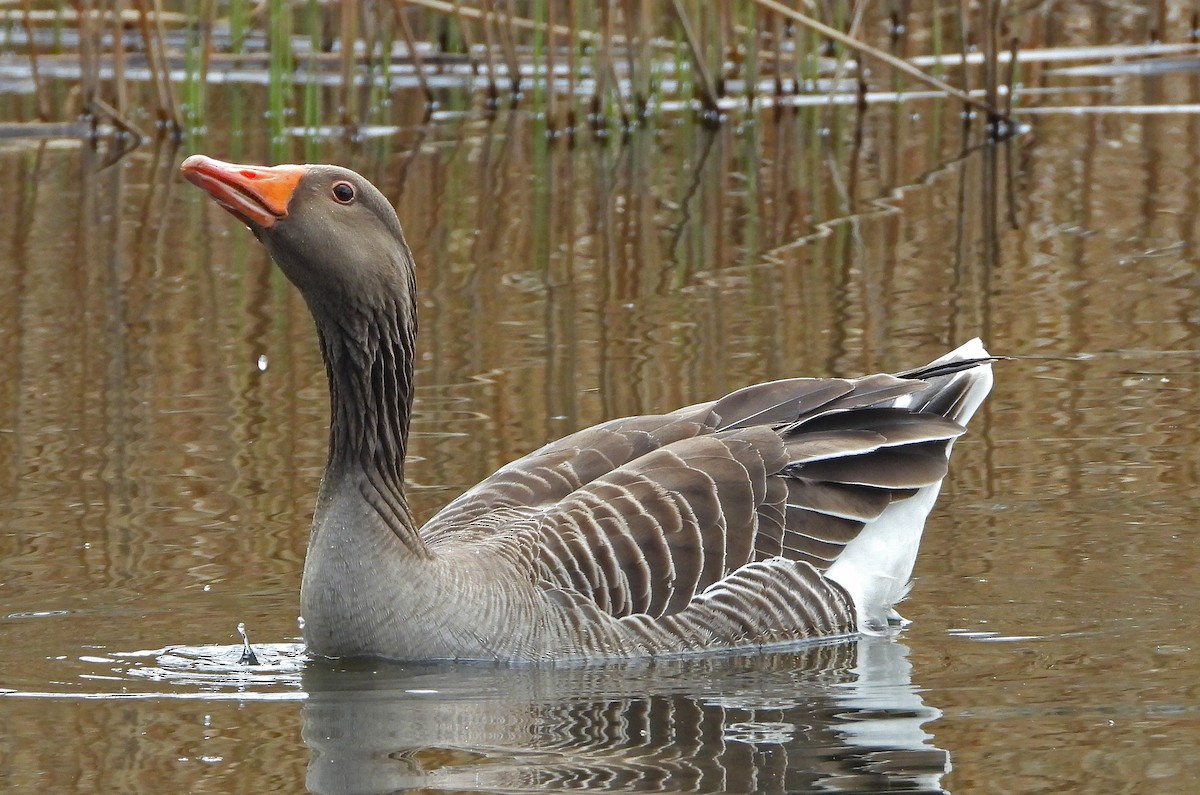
(3, 77, 1200, 792)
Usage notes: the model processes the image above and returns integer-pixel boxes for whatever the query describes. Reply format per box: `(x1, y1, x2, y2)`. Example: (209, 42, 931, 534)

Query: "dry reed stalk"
(341, 0, 359, 127)
(450, 0, 482, 75)
(854, 35, 867, 113)
(734, 10, 753, 91)
(824, 0, 866, 112)
(1004, 34, 1017, 120)
(957, 0, 972, 105)
(770, 1, 784, 95)
(715, 0, 728, 97)
(360, 0, 382, 69)
(475, 0, 503, 101)
(75, 0, 99, 129)
(482, 0, 519, 93)
(600, 1, 630, 127)
(981, 0, 997, 120)
(132, 0, 181, 134)
(152, 0, 182, 134)
(393, 0, 435, 106)
(90, 95, 148, 138)
(546, 0, 558, 130)
(637, 0, 655, 116)
(501, 0, 522, 93)
(754, 0, 1000, 116)
(405, 0, 676, 54)
(566, 0, 578, 131)
(670, 0, 720, 115)
(20, 0, 52, 120)
(620, 0, 638, 114)
(591, 1, 610, 127)
(1151, 0, 1166, 42)
(111, 0, 128, 116)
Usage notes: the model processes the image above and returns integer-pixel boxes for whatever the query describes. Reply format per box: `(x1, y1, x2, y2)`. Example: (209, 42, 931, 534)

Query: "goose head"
(180, 154, 417, 314)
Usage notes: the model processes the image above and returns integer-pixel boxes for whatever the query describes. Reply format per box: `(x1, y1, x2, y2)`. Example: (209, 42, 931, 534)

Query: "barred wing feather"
(421, 339, 995, 647)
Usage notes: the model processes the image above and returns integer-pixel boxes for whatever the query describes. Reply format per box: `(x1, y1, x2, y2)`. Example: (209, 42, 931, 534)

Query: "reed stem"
(395, 0, 436, 106)
(267, 0, 291, 143)
(671, 0, 720, 117)
(754, 0, 1001, 116)
(5, 1, 1054, 141)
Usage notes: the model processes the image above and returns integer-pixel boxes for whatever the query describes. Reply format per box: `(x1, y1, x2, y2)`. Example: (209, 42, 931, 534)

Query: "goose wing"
(421, 357, 991, 620)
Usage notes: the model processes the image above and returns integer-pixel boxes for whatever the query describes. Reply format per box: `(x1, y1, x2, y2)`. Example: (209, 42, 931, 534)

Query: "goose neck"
(312, 293, 427, 556)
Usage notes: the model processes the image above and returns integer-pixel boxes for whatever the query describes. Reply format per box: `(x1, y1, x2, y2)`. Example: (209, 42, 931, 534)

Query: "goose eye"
(332, 182, 355, 203)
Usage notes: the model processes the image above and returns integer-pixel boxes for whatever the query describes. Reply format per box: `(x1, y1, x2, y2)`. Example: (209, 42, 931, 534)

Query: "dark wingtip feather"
(897, 354, 1010, 382)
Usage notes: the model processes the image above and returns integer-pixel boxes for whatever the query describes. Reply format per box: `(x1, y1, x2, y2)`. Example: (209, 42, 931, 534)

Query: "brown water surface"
(2, 89, 1200, 792)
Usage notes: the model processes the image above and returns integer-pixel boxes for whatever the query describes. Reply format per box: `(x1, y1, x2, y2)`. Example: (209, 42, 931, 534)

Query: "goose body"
(182, 155, 995, 663)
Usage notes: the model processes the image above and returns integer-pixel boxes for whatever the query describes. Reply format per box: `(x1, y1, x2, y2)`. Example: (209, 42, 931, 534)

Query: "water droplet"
(237, 623, 260, 665)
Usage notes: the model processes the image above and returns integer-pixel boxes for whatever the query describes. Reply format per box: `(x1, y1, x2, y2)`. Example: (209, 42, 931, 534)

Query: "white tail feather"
(826, 338, 994, 633)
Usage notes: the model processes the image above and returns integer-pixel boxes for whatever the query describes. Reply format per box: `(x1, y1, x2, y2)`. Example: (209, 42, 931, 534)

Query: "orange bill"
(180, 155, 306, 229)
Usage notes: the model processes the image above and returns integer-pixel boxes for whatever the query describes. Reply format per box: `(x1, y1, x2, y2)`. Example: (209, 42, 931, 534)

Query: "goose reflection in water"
(301, 636, 948, 794)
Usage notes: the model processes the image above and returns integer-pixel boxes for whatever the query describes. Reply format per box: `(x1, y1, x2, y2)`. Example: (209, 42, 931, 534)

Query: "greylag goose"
(181, 155, 996, 663)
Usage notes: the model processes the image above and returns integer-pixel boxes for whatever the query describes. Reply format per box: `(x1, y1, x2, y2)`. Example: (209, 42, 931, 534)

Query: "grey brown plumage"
(181, 155, 996, 663)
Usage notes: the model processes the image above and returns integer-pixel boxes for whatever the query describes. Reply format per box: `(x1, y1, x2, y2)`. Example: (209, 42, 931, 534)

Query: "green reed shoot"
(229, 0, 247, 53)
(531, 0, 547, 123)
(743, 1, 759, 104)
(4, 1, 1037, 141)
(183, 18, 202, 136)
(302, 0, 322, 138)
(375, 8, 396, 122)
(268, 0, 293, 143)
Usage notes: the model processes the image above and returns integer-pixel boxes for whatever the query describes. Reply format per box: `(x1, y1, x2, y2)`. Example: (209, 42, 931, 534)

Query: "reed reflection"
(301, 637, 948, 794)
